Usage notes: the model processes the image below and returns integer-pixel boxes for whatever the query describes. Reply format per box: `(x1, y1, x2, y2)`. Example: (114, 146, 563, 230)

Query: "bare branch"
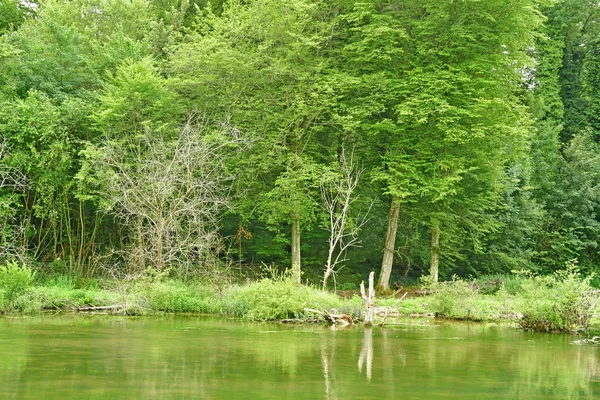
(96, 117, 241, 274)
(321, 146, 372, 291)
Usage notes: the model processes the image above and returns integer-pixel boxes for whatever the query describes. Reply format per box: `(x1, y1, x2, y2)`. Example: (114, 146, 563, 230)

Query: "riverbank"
(1, 262, 598, 333)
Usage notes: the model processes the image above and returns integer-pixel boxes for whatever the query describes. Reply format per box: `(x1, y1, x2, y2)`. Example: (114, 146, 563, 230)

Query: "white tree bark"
(321, 147, 370, 291)
(430, 225, 440, 282)
(97, 117, 240, 274)
(361, 271, 375, 326)
(291, 213, 302, 284)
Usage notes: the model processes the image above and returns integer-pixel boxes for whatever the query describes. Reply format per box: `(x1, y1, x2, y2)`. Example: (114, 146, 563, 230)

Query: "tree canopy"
(1, 0, 599, 290)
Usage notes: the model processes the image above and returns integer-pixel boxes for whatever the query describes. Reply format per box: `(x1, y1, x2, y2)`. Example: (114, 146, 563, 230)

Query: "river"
(0, 315, 598, 399)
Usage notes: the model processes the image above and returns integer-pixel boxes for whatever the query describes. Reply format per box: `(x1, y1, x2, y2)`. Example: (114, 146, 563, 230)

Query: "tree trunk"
(377, 198, 401, 293)
(291, 213, 301, 284)
(322, 268, 331, 291)
(361, 271, 375, 326)
(430, 225, 440, 282)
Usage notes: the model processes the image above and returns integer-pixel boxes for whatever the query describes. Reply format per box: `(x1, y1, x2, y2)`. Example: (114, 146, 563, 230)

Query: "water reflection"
(0, 316, 598, 399)
(320, 339, 335, 400)
(357, 327, 373, 381)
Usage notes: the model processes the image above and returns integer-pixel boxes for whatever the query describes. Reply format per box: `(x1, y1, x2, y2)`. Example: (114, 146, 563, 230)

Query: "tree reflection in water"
(1, 317, 600, 399)
(358, 326, 373, 381)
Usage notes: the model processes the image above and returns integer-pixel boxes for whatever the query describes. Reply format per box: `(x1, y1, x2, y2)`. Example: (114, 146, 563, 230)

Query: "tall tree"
(0, 0, 158, 273)
(171, 0, 336, 282)
(331, 0, 544, 291)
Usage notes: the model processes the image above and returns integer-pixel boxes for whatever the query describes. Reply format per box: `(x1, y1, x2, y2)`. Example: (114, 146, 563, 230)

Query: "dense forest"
(1, 0, 600, 292)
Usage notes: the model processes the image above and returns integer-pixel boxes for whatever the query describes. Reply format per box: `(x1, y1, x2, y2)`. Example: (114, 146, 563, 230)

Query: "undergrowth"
(0, 263, 362, 320)
(221, 269, 361, 321)
(1, 260, 597, 333)
(426, 262, 598, 332)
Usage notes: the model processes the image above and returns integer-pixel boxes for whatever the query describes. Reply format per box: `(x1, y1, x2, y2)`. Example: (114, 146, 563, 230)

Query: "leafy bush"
(221, 271, 343, 321)
(337, 282, 358, 291)
(430, 276, 479, 319)
(142, 281, 218, 313)
(518, 263, 599, 332)
(30, 286, 113, 310)
(428, 276, 517, 321)
(0, 261, 36, 307)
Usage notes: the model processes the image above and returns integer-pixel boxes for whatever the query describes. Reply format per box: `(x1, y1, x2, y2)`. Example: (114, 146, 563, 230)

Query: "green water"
(0, 316, 598, 399)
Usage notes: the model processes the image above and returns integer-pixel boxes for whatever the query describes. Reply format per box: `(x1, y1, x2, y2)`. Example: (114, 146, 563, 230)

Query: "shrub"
(0, 261, 36, 307)
(518, 262, 599, 332)
(30, 286, 112, 310)
(428, 275, 516, 321)
(142, 281, 218, 313)
(222, 278, 311, 320)
(430, 276, 480, 319)
(221, 272, 344, 321)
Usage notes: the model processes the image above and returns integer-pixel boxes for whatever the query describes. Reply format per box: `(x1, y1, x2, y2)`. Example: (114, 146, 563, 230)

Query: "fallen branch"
(280, 318, 321, 324)
(379, 292, 408, 326)
(389, 287, 404, 298)
(304, 308, 353, 326)
(77, 304, 124, 312)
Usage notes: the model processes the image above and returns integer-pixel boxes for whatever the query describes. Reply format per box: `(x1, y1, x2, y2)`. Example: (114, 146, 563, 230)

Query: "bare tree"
(0, 139, 28, 191)
(321, 147, 371, 291)
(98, 117, 239, 275)
(0, 139, 30, 263)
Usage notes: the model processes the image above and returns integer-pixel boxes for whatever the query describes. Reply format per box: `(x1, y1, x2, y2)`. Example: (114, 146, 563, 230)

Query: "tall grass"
(2, 260, 597, 333)
(0, 263, 361, 320)
(220, 269, 359, 321)
(428, 263, 599, 332)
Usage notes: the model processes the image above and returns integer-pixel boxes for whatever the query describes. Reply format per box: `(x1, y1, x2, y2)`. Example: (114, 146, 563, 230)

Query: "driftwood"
(574, 336, 600, 345)
(77, 304, 124, 312)
(280, 317, 321, 324)
(304, 308, 354, 326)
(378, 292, 408, 326)
(360, 271, 375, 326)
(389, 287, 404, 298)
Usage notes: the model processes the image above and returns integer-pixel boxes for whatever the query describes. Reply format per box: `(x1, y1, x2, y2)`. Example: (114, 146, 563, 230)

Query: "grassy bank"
(0, 262, 362, 321)
(404, 265, 600, 333)
(1, 261, 598, 333)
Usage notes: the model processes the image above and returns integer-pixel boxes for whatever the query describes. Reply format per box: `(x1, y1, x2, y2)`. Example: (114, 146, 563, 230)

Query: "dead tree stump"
(361, 271, 375, 326)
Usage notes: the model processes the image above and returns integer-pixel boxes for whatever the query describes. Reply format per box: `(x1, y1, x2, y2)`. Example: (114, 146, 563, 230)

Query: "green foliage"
(140, 280, 218, 314)
(1, 0, 599, 295)
(336, 282, 358, 291)
(518, 262, 598, 332)
(221, 271, 342, 321)
(93, 57, 183, 138)
(29, 286, 112, 311)
(422, 265, 598, 331)
(475, 274, 524, 296)
(0, 0, 31, 34)
(0, 261, 35, 306)
(429, 276, 509, 321)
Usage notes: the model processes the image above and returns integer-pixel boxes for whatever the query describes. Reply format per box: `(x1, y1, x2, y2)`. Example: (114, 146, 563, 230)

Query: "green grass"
(0, 268, 363, 320)
(1, 261, 596, 334)
(220, 276, 362, 321)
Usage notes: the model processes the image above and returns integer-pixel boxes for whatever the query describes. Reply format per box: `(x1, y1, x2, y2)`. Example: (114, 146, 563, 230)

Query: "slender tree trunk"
(291, 213, 301, 284)
(377, 198, 401, 293)
(156, 221, 164, 272)
(322, 268, 331, 291)
(430, 225, 440, 282)
(77, 200, 85, 271)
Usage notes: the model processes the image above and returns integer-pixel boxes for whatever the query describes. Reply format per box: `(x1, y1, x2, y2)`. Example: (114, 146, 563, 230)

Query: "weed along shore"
(1, 262, 598, 334)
